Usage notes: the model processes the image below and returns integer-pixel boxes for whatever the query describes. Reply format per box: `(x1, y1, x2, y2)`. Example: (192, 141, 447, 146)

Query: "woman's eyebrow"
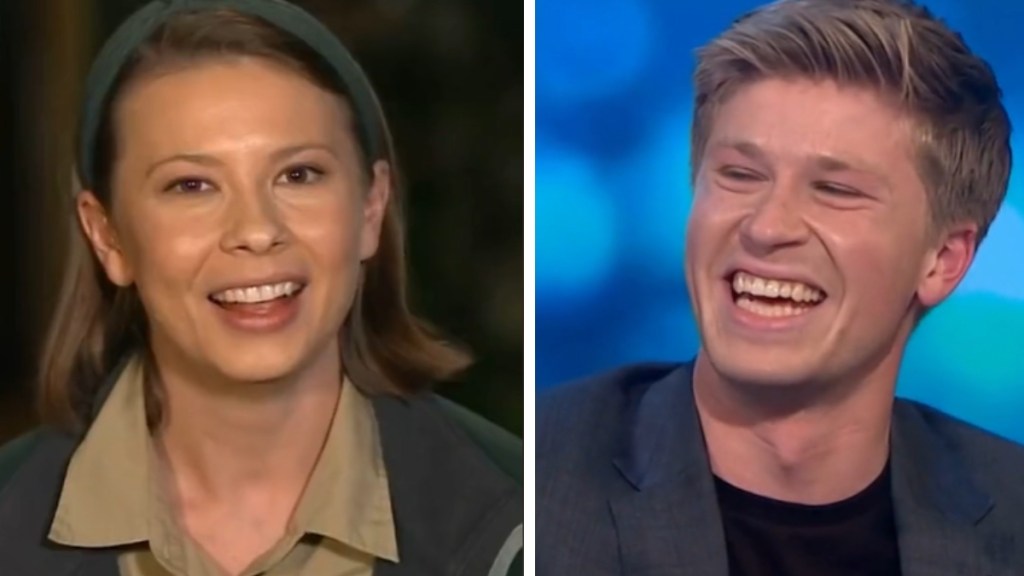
(145, 143, 338, 177)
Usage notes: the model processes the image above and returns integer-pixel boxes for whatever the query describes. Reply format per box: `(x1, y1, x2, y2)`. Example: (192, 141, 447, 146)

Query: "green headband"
(77, 0, 383, 189)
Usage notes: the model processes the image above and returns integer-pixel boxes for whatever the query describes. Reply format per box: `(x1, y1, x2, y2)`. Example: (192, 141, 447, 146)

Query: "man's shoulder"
(898, 398, 1024, 463)
(539, 362, 686, 410)
(537, 362, 688, 455)
(896, 398, 1024, 500)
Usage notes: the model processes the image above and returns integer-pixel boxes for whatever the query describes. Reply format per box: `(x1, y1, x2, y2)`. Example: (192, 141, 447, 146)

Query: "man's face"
(685, 78, 973, 389)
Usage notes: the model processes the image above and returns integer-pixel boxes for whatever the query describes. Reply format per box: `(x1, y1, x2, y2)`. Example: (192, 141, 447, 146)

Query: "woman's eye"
(165, 178, 211, 193)
(277, 165, 325, 185)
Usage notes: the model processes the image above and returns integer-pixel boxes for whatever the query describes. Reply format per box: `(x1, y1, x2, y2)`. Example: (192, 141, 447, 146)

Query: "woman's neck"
(151, 344, 342, 503)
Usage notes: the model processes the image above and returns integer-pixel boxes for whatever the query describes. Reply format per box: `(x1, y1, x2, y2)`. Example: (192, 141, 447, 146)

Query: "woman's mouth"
(207, 280, 307, 333)
(209, 280, 305, 307)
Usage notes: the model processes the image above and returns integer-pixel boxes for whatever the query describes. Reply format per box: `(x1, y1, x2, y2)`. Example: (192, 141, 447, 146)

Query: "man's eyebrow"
(811, 153, 883, 177)
(709, 138, 887, 180)
(709, 139, 769, 163)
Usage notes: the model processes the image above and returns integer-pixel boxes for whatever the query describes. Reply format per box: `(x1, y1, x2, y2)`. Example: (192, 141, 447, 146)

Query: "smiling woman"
(0, 1, 522, 575)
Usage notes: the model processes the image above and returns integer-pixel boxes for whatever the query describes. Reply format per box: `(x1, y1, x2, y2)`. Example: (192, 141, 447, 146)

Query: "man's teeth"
(731, 271, 824, 304)
(211, 281, 302, 304)
(736, 295, 811, 318)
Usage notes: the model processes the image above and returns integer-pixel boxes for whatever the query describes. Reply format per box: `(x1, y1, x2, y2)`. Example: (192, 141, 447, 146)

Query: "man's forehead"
(703, 82, 916, 168)
(711, 77, 911, 124)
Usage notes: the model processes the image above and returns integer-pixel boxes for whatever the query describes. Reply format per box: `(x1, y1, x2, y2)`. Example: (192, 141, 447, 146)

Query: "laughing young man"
(537, 1, 1024, 575)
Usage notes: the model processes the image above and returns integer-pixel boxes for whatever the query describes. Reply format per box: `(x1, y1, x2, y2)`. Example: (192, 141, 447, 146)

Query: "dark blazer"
(0, 375, 523, 576)
(537, 362, 1024, 576)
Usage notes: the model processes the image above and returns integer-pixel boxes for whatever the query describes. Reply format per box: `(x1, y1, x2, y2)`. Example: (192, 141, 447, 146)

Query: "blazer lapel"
(890, 401, 1004, 576)
(608, 364, 729, 576)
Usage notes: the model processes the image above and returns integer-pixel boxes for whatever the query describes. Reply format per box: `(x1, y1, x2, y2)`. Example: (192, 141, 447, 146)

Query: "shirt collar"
(48, 355, 398, 563)
(49, 356, 149, 546)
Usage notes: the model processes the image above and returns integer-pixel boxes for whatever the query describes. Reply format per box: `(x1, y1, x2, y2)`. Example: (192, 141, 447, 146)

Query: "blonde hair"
(38, 9, 470, 432)
(691, 0, 1011, 242)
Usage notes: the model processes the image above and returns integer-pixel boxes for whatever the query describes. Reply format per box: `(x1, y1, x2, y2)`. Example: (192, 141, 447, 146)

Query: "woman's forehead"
(113, 58, 355, 157)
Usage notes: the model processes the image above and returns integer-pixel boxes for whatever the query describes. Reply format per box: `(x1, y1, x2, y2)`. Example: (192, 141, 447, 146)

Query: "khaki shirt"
(47, 356, 399, 576)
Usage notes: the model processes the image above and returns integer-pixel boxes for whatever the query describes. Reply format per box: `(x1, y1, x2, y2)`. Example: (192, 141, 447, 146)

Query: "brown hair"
(691, 0, 1011, 242)
(39, 9, 470, 432)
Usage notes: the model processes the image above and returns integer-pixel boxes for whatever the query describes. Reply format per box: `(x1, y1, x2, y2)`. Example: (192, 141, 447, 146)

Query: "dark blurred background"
(0, 0, 523, 443)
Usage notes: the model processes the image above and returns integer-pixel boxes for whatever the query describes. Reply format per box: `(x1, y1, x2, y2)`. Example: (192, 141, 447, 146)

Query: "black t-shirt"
(714, 463, 902, 576)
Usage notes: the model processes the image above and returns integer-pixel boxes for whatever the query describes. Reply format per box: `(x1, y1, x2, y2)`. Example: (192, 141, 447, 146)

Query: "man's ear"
(77, 191, 134, 287)
(916, 222, 977, 308)
(358, 160, 392, 261)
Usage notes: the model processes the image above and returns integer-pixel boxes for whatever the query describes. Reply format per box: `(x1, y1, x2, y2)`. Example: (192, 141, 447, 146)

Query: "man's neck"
(693, 353, 896, 505)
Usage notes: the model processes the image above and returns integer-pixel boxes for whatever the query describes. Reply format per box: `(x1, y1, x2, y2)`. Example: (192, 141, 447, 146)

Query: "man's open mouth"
(728, 271, 827, 318)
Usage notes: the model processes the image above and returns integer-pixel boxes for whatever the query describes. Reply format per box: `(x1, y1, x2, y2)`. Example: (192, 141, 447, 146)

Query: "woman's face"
(79, 56, 389, 386)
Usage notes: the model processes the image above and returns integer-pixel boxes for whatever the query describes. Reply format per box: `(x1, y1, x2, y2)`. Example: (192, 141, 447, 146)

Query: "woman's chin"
(197, 348, 321, 388)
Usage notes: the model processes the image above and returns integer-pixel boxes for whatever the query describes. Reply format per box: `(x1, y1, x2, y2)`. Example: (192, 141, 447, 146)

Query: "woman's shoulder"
(0, 426, 81, 494)
(0, 429, 46, 492)
(432, 395, 523, 486)
(371, 393, 523, 575)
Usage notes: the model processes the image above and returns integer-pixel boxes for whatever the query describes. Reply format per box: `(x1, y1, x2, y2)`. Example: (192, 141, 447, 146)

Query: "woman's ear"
(77, 191, 134, 287)
(359, 160, 392, 261)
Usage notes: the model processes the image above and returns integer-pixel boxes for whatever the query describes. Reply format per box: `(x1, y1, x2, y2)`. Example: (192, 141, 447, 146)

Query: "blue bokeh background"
(536, 0, 1024, 443)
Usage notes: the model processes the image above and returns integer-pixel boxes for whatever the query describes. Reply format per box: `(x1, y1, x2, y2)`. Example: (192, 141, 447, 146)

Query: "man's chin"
(697, 347, 825, 390)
